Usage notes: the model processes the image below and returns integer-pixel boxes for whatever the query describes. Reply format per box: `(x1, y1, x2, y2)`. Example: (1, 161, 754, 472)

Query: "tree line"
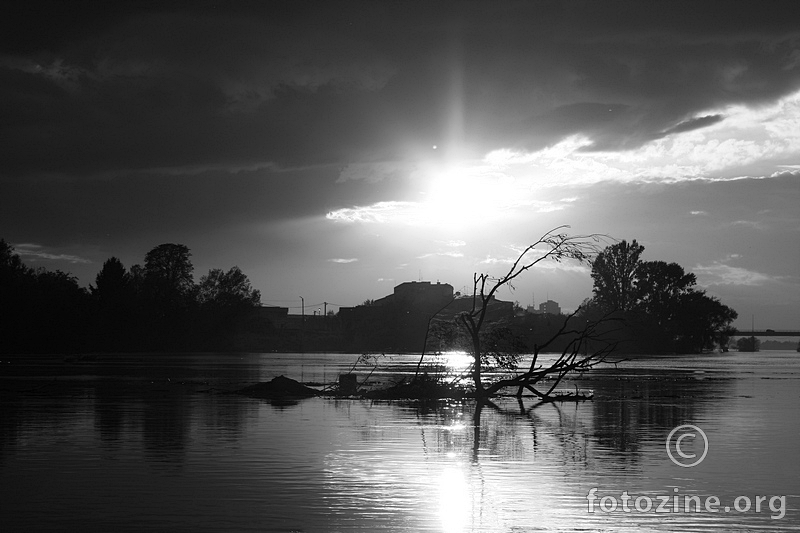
(1, 235, 739, 356)
(585, 239, 738, 353)
(0, 240, 261, 354)
(396, 229, 739, 402)
(420, 237, 739, 364)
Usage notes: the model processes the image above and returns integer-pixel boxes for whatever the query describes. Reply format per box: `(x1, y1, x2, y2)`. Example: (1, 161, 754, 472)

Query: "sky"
(1, 0, 798, 330)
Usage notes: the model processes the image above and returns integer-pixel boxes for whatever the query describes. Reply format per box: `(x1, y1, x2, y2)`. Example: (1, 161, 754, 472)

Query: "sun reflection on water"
(438, 350, 473, 373)
(438, 465, 470, 533)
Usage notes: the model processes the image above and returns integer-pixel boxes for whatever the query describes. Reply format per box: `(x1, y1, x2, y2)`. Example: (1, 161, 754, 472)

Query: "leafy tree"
(630, 260, 697, 346)
(197, 266, 261, 309)
(91, 257, 134, 350)
(127, 263, 146, 302)
(141, 243, 196, 317)
(194, 266, 261, 350)
(0, 240, 31, 351)
(144, 243, 195, 296)
(1, 239, 28, 279)
(136, 244, 197, 349)
(0, 240, 91, 352)
(675, 291, 738, 352)
(590, 239, 644, 312)
(736, 336, 760, 352)
(634, 261, 696, 319)
(589, 241, 738, 353)
(92, 257, 130, 305)
(28, 268, 90, 352)
(0, 239, 30, 306)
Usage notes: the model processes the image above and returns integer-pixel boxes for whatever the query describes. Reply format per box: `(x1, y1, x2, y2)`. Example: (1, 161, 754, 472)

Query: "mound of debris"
(236, 376, 320, 399)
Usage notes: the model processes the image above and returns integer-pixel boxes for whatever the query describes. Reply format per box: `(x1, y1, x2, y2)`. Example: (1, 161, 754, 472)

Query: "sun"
(325, 154, 530, 230)
(415, 159, 519, 227)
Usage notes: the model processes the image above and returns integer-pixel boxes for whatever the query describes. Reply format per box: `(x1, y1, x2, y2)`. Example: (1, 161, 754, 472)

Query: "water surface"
(1, 351, 798, 532)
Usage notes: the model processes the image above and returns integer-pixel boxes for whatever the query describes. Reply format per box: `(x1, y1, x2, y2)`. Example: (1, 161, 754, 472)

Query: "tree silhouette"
(1, 240, 90, 352)
(144, 244, 194, 296)
(1, 238, 272, 353)
(1, 239, 27, 279)
(31, 268, 90, 351)
(92, 257, 130, 306)
(590, 239, 644, 312)
(676, 290, 738, 352)
(0, 240, 31, 351)
(137, 243, 197, 349)
(142, 243, 195, 315)
(197, 266, 261, 309)
(195, 266, 262, 349)
(590, 241, 738, 352)
(634, 260, 696, 321)
(91, 257, 133, 350)
(455, 227, 621, 400)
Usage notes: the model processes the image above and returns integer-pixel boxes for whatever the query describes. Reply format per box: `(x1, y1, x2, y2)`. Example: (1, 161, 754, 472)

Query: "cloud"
(730, 220, 766, 230)
(417, 251, 464, 259)
(78, 12, 395, 105)
(479, 89, 800, 188)
(770, 168, 800, 178)
(533, 261, 592, 274)
(657, 114, 726, 138)
(0, 9, 398, 177)
(323, 87, 800, 230)
(439, 240, 466, 247)
(694, 262, 774, 286)
(479, 255, 513, 265)
(3, 1, 800, 180)
(139, 162, 282, 177)
(336, 161, 415, 183)
(15, 243, 91, 264)
(326, 202, 420, 224)
(479, 254, 590, 276)
(328, 258, 358, 264)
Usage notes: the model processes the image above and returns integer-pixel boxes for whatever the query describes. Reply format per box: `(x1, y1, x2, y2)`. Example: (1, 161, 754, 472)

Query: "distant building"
(392, 281, 454, 308)
(340, 281, 469, 352)
(530, 299, 561, 315)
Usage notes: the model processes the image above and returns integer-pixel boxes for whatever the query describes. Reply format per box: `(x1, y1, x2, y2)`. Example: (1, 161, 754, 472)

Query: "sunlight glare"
(438, 466, 470, 533)
(440, 350, 472, 373)
(416, 160, 519, 227)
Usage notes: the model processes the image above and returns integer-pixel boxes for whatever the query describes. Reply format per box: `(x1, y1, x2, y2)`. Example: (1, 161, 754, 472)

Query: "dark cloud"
(2, 0, 799, 178)
(0, 169, 353, 263)
(657, 114, 726, 138)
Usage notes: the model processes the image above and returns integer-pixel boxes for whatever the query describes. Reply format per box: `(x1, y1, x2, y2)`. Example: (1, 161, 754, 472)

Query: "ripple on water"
(1, 352, 798, 532)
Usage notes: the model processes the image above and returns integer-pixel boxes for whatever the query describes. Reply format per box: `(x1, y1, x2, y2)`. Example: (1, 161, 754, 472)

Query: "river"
(1, 351, 798, 532)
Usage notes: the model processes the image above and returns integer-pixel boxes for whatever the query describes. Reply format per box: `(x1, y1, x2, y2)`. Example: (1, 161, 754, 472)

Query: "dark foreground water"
(1, 351, 798, 532)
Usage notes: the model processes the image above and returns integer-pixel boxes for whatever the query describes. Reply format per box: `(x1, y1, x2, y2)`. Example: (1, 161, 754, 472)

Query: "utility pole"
(324, 302, 328, 315)
(300, 296, 305, 352)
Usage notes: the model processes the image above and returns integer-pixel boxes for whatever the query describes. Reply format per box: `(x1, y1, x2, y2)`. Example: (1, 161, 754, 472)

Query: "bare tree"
(456, 226, 622, 400)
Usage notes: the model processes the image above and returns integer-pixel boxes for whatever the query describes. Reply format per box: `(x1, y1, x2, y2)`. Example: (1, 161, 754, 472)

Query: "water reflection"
(438, 466, 470, 533)
(0, 352, 797, 532)
(585, 368, 735, 464)
(93, 383, 125, 443)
